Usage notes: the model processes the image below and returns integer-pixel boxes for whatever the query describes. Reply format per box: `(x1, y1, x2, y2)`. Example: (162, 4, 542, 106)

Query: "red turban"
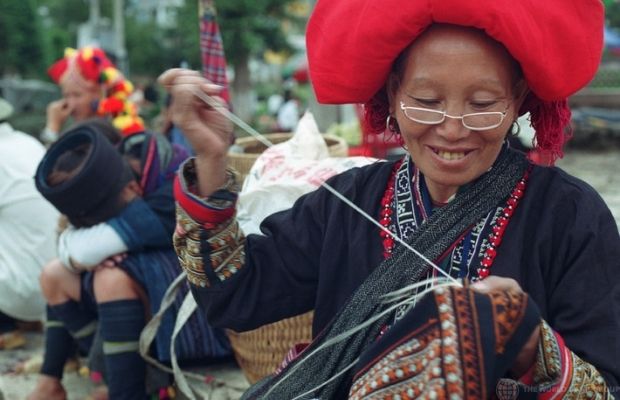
(307, 0, 604, 104)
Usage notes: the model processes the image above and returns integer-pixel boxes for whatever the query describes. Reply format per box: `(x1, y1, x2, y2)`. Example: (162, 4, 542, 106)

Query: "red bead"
(489, 236, 501, 247)
(512, 189, 523, 198)
(485, 247, 497, 259)
(477, 268, 491, 279)
(480, 258, 492, 268)
(507, 197, 518, 207)
(497, 216, 508, 226)
(503, 207, 514, 217)
(517, 181, 526, 190)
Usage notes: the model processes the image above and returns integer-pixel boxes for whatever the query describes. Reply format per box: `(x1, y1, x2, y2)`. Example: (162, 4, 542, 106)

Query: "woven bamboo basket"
(226, 311, 314, 384)
(227, 133, 348, 180)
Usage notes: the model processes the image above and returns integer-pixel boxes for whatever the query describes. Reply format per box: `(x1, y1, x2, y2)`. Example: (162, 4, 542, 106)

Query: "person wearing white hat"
(0, 96, 59, 348)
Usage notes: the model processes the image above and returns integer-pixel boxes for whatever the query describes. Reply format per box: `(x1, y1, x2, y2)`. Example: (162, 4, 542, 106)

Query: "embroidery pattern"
(452, 288, 487, 398)
(529, 321, 613, 399)
(348, 322, 444, 400)
(488, 291, 528, 354)
(174, 205, 245, 287)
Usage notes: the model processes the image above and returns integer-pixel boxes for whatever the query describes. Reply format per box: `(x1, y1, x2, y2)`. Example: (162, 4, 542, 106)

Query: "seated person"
(0, 96, 59, 349)
(28, 124, 230, 400)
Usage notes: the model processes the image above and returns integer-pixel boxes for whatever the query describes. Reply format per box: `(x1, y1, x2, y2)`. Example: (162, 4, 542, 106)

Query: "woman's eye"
(470, 101, 497, 111)
(413, 98, 441, 108)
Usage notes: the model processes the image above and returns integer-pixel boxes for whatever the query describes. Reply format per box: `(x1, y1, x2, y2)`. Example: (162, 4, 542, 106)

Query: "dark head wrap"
(35, 123, 135, 226)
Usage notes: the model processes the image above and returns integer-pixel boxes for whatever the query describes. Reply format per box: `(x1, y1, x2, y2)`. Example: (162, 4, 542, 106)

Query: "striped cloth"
(121, 250, 232, 362)
(199, 0, 231, 104)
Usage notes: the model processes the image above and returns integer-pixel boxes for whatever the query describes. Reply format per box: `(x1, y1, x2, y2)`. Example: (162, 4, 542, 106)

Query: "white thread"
(190, 88, 460, 287)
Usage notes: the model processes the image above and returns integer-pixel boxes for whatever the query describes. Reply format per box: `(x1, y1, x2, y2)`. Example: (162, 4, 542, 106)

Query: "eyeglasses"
(399, 101, 510, 131)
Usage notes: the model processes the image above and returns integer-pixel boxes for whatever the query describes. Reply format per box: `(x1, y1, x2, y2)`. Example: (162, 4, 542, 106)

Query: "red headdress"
(306, 0, 604, 164)
(47, 47, 145, 136)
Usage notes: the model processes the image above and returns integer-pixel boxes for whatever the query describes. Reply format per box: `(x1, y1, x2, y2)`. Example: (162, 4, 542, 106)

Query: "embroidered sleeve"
(519, 320, 612, 399)
(173, 158, 246, 288)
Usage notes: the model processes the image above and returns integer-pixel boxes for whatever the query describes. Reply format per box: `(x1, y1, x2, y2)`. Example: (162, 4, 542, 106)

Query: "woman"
(163, 0, 618, 398)
(42, 46, 144, 144)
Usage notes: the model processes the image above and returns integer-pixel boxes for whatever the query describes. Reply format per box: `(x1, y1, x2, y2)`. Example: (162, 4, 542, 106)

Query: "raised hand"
(158, 68, 234, 196)
(46, 99, 72, 133)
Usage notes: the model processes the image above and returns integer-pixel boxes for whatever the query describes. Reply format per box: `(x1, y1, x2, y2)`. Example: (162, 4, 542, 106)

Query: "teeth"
(437, 151, 466, 160)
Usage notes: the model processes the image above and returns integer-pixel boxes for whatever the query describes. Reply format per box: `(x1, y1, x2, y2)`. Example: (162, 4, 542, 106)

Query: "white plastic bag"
(237, 111, 378, 235)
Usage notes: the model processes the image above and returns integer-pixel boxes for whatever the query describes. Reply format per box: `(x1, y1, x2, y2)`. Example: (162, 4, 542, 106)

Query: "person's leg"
(28, 258, 95, 400)
(94, 267, 148, 400)
(0, 310, 26, 349)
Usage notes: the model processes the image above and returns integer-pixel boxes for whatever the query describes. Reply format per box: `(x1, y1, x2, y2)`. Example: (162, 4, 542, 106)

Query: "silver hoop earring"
(510, 121, 521, 137)
(386, 115, 399, 133)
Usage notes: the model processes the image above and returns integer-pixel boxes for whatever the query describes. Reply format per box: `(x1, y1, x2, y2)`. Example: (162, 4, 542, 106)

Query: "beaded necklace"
(379, 157, 531, 281)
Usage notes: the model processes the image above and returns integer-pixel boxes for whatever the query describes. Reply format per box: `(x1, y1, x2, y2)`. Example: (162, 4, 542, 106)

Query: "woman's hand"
(46, 99, 72, 133)
(158, 69, 233, 196)
(471, 276, 540, 378)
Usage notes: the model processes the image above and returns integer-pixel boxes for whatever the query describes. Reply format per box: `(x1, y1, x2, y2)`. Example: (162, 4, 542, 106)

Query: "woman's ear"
(513, 80, 530, 111)
(386, 73, 400, 115)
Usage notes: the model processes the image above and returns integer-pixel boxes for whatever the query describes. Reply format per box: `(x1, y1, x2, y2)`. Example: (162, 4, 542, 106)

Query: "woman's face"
(390, 25, 526, 202)
(60, 79, 100, 122)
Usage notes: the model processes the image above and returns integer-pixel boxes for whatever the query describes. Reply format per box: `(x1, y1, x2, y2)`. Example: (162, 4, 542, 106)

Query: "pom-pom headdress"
(47, 46, 145, 136)
(306, 0, 605, 163)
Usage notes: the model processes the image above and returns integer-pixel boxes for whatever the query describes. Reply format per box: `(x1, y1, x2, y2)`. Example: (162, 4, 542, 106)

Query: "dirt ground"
(0, 148, 618, 400)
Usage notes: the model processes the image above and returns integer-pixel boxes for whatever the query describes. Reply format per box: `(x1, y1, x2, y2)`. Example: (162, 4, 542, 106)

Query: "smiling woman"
(162, 0, 619, 398)
(387, 25, 529, 202)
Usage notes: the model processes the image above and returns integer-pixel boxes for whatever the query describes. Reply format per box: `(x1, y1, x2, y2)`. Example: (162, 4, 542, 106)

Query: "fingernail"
(471, 281, 487, 291)
(204, 83, 224, 91)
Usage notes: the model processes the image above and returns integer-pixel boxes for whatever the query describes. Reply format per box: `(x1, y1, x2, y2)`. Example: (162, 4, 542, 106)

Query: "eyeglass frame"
(399, 100, 511, 131)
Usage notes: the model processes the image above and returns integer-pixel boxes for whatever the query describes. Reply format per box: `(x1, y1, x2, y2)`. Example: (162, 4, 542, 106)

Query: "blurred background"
(1, 0, 620, 156)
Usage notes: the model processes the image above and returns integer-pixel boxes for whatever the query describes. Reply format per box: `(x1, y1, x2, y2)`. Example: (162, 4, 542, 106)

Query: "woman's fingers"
(470, 276, 523, 294)
(157, 68, 202, 87)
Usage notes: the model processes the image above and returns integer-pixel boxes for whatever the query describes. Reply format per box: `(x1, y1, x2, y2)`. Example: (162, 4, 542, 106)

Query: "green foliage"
(607, 1, 620, 29)
(0, 0, 45, 77)
(126, 0, 201, 76)
(35, 0, 91, 68)
(215, 0, 299, 66)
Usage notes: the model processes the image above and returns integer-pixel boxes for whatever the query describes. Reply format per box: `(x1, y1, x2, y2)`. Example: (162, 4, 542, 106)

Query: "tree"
(607, 1, 620, 29)
(214, 0, 301, 122)
(0, 0, 45, 78)
(125, 0, 201, 77)
(34, 0, 92, 70)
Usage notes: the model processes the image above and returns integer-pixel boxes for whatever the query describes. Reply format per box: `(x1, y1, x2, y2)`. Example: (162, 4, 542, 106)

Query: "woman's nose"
(434, 114, 470, 141)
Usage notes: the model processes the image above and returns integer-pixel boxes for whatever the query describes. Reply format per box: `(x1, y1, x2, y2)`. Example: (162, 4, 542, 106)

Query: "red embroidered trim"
(379, 162, 532, 280)
(173, 175, 235, 225)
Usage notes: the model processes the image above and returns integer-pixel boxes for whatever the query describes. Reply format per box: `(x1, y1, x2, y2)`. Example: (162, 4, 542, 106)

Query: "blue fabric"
(40, 305, 78, 379)
(107, 198, 171, 251)
(99, 299, 147, 400)
(169, 125, 195, 157)
(120, 250, 231, 362)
